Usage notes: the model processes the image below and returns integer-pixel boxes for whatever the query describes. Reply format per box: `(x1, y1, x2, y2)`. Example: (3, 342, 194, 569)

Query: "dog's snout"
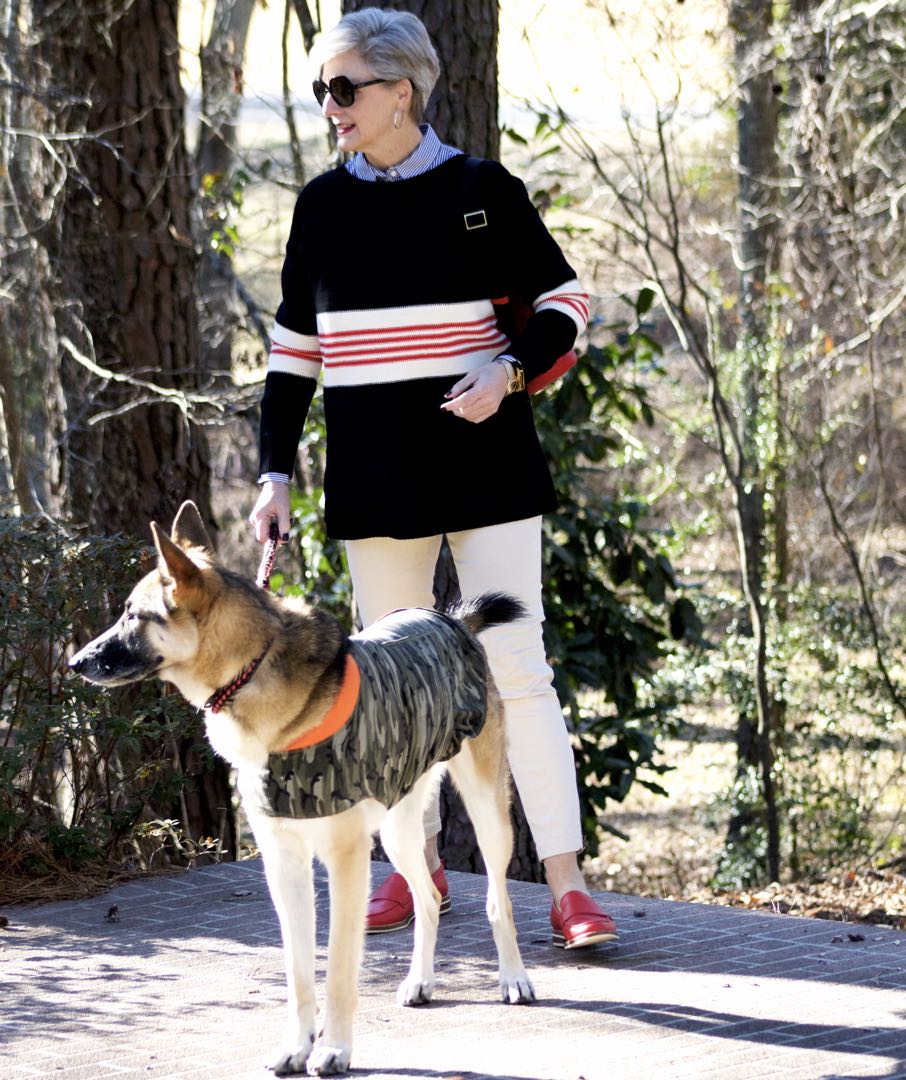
(68, 627, 164, 686)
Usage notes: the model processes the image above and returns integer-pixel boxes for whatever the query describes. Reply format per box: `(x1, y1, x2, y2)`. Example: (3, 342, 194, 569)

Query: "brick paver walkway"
(2, 860, 905, 1079)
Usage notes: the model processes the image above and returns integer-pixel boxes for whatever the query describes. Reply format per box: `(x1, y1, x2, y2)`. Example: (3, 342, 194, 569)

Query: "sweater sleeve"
(258, 190, 323, 480)
(483, 163, 589, 383)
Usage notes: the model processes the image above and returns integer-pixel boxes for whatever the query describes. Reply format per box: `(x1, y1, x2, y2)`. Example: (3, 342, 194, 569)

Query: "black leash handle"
(256, 519, 280, 591)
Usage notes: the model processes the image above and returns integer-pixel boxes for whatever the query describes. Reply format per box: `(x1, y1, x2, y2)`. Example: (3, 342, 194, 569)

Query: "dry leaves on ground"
(697, 868, 906, 929)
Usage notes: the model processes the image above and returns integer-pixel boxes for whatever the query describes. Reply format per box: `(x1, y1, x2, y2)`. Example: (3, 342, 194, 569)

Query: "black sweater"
(259, 154, 588, 540)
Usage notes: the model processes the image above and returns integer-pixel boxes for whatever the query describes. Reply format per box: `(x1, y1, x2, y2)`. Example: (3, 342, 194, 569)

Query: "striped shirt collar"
(345, 123, 462, 182)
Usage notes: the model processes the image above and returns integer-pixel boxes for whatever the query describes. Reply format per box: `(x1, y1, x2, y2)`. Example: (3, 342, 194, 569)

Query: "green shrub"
(658, 584, 906, 885)
(0, 517, 209, 885)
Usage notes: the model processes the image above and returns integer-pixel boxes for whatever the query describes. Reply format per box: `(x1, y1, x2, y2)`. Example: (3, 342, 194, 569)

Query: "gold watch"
(494, 356, 525, 395)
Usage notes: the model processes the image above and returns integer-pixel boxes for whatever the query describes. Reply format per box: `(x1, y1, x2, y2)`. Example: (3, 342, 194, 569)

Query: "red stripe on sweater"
(318, 315, 499, 341)
(325, 337, 508, 368)
(539, 293, 589, 319)
(271, 345, 322, 361)
(323, 329, 507, 362)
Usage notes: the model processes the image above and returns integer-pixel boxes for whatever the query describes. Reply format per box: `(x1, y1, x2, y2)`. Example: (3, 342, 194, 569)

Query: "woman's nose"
(322, 93, 339, 118)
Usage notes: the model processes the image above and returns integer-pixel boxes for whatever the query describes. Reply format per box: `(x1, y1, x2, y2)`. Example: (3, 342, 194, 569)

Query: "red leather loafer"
(366, 862, 451, 933)
(551, 891, 618, 949)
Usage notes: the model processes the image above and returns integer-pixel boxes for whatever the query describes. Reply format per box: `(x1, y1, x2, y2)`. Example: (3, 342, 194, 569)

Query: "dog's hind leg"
(309, 813, 373, 1076)
(253, 822, 318, 1076)
(379, 767, 445, 1006)
(447, 731, 536, 1005)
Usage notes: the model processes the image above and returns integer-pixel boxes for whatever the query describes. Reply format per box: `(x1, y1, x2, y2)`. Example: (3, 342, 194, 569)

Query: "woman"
(249, 7, 616, 950)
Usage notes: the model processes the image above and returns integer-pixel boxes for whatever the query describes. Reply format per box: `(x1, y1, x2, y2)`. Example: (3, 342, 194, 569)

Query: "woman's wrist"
(493, 355, 525, 395)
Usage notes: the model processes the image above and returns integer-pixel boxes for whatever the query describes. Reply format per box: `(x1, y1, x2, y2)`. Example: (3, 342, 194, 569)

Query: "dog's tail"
(448, 592, 527, 636)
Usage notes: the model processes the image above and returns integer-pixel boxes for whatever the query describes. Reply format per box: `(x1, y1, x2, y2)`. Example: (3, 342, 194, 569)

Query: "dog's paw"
(500, 973, 536, 1005)
(396, 975, 435, 1007)
(269, 1038, 314, 1076)
(306, 1044, 351, 1076)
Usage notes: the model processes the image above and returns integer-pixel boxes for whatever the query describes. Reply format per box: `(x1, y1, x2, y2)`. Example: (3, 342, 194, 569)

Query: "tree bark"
(732, 0, 778, 344)
(35, 0, 215, 537)
(729, 0, 781, 881)
(196, 0, 257, 376)
(0, 0, 67, 517)
(197, 0, 257, 187)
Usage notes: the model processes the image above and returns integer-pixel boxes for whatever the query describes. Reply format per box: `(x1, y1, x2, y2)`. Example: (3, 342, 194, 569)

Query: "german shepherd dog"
(69, 501, 535, 1076)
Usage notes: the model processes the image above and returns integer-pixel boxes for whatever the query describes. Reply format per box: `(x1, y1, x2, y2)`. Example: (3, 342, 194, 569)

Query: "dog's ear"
(151, 521, 203, 595)
(171, 500, 214, 554)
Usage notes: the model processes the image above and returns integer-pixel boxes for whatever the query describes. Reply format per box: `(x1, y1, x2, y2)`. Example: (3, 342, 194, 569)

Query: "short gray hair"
(311, 8, 440, 123)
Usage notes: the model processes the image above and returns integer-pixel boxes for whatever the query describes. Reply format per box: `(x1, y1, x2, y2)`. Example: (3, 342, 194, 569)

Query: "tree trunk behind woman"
(340, 0, 542, 881)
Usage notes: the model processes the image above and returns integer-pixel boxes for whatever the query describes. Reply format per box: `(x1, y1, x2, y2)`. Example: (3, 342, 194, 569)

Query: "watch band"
(494, 355, 526, 395)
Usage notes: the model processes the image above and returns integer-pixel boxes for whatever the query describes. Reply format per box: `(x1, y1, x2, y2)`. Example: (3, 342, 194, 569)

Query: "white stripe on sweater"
(267, 323, 322, 379)
(533, 279, 589, 334)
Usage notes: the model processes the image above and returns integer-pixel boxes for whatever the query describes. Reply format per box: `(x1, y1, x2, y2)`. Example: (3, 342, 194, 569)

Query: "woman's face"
(319, 49, 406, 163)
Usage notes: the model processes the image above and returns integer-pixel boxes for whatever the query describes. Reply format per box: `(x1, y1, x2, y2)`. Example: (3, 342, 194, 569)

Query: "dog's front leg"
(254, 823, 318, 1076)
(308, 822, 372, 1077)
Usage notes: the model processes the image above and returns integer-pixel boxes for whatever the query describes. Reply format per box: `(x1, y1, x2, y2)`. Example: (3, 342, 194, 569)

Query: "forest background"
(2, 0, 905, 927)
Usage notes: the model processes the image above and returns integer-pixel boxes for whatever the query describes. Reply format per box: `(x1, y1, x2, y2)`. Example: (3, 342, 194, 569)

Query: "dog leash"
(203, 521, 281, 714)
(256, 519, 281, 591)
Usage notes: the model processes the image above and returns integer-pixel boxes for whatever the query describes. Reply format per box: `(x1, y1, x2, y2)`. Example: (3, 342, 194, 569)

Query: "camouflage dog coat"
(254, 608, 489, 819)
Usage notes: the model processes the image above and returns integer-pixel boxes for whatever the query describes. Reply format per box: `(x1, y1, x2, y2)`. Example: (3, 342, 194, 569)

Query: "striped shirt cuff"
(533, 280, 590, 334)
(258, 472, 291, 486)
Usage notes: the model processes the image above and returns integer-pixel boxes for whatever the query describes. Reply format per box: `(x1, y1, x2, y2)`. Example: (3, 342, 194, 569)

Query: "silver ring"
(457, 407, 464, 416)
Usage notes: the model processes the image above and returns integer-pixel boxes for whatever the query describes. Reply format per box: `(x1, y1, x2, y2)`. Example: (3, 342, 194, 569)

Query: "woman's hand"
(248, 481, 291, 543)
(440, 361, 509, 423)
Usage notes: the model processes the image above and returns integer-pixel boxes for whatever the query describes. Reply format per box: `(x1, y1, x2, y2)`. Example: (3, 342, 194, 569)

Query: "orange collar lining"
(281, 653, 361, 752)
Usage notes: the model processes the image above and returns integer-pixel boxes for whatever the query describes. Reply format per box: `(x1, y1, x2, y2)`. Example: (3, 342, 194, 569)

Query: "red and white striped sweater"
(259, 153, 588, 540)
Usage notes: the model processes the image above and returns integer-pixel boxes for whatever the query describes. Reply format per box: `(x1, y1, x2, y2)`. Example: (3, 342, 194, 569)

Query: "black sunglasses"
(312, 76, 389, 108)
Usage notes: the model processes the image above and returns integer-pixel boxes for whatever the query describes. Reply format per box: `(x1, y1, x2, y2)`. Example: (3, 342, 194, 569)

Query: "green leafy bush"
(657, 584, 906, 886)
(0, 517, 213, 889)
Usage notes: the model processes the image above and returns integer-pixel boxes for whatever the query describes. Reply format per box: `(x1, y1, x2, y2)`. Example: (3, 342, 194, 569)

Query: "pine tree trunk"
(38, 0, 215, 538)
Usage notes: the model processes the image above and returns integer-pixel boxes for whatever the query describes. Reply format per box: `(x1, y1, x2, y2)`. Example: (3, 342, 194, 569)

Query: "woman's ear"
(396, 77, 414, 114)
